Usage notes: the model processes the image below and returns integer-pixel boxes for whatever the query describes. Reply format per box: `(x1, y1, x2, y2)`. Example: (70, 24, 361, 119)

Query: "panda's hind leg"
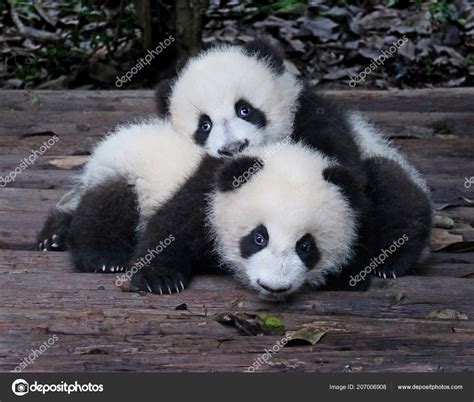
(68, 178, 140, 273)
(364, 157, 432, 279)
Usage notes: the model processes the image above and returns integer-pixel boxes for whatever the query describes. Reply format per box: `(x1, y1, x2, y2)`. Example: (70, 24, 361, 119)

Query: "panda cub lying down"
(37, 40, 432, 300)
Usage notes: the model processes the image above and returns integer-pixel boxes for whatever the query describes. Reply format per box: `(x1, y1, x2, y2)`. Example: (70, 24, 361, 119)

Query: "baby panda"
(156, 40, 364, 175)
(154, 39, 432, 279)
(38, 118, 208, 272)
(130, 142, 375, 299)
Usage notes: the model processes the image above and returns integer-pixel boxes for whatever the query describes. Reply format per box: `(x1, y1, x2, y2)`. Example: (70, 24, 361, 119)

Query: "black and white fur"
(37, 40, 431, 283)
(131, 142, 375, 300)
(212, 144, 378, 300)
(38, 119, 207, 272)
(154, 39, 432, 279)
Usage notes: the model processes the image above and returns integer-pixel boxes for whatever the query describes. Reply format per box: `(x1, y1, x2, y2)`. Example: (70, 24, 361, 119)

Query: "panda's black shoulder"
(292, 86, 363, 173)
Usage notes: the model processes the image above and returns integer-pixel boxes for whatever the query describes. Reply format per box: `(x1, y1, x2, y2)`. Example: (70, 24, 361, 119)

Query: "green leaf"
(255, 312, 285, 330)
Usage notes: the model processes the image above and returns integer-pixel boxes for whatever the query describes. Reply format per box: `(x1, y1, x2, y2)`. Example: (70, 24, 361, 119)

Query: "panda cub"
(38, 119, 207, 272)
(130, 142, 375, 299)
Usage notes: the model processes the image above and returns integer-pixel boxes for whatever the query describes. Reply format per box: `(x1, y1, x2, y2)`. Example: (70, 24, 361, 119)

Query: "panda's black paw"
(37, 233, 66, 252)
(69, 249, 132, 273)
(97, 264, 127, 274)
(36, 210, 72, 252)
(373, 268, 398, 280)
(130, 267, 188, 295)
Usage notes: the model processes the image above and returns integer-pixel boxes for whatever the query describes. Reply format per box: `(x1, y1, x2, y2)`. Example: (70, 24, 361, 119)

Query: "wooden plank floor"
(0, 89, 473, 373)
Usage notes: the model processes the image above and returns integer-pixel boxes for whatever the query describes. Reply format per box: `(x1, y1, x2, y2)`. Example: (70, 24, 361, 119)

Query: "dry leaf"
(175, 303, 188, 311)
(286, 328, 326, 346)
(215, 312, 285, 336)
(48, 156, 88, 169)
(426, 309, 468, 320)
(433, 215, 454, 229)
(394, 292, 404, 303)
(430, 229, 463, 251)
(460, 196, 474, 206)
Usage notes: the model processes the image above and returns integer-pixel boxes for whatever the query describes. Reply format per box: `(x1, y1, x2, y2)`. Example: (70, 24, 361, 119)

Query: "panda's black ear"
(242, 40, 285, 75)
(216, 157, 264, 192)
(155, 78, 174, 118)
(323, 165, 365, 209)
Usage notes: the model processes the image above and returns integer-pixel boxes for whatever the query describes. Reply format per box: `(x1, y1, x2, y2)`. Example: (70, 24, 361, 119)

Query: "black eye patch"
(295, 234, 320, 269)
(193, 114, 212, 145)
(235, 99, 267, 128)
(239, 224, 269, 259)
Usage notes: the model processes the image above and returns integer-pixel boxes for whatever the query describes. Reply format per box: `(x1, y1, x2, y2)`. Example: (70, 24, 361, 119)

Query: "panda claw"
(383, 273, 387, 279)
(102, 265, 106, 272)
(42, 248, 47, 252)
(52, 234, 59, 241)
(51, 242, 59, 248)
(110, 267, 115, 272)
(44, 239, 49, 247)
(146, 283, 152, 293)
(175, 284, 180, 293)
(179, 280, 184, 291)
(159, 286, 163, 296)
(167, 286, 172, 295)
(392, 272, 397, 279)
(38, 242, 42, 250)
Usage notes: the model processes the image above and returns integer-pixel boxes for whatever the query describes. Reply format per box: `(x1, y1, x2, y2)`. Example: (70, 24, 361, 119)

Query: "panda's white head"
(208, 143, 362, 301)
(156, 41, 302, 158)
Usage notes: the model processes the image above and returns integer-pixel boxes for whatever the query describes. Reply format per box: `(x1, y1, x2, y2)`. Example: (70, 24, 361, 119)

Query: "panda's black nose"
(257, 280, 291, 294)
(218, 139, 249, 157)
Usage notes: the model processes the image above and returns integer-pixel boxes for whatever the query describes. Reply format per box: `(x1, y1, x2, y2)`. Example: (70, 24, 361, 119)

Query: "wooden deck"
(0, 89, 473, 373)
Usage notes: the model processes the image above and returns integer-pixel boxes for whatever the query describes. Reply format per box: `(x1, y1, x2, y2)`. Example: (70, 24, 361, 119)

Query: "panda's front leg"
(128, 213, 194, 295)
(130, 261, 190, 295)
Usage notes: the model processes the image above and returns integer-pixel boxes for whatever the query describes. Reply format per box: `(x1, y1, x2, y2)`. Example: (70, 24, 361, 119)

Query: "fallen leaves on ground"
(426, 308, 469, 320)
(214, 312, 285, 336)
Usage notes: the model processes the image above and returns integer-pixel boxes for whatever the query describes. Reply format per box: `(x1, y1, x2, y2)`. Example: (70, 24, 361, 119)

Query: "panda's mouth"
(257, 279, 291, 294)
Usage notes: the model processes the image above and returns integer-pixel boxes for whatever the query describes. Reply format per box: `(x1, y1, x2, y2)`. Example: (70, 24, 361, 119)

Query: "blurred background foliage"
(0, 0, 472, 89)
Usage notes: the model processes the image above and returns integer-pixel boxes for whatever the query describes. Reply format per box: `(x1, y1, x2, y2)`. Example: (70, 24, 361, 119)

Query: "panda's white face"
(168, 46, 302, 158)
(236, 223, 319, 301)
(209, 144, 358, 301)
